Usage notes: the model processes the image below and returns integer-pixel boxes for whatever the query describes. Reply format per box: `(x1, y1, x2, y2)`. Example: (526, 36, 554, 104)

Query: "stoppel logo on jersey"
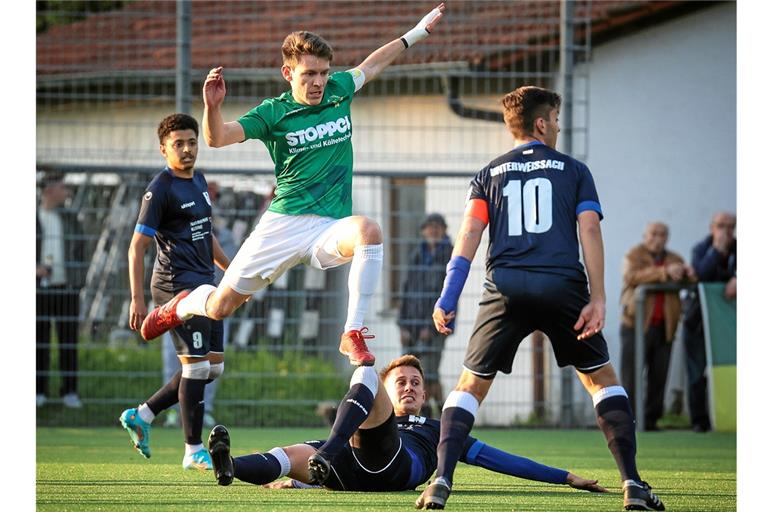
(285, 115, 352, 151)
(144, 191, 153, 201)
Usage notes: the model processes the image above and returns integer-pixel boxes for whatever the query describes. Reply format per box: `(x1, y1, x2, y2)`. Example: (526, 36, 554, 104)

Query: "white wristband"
(401, 5, 442, 48)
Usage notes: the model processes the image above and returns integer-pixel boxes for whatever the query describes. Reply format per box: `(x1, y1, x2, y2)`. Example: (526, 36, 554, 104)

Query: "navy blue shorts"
(152, 287, 223, 357)
(463, 268, 610, 377)
(305, 412, 412, 492)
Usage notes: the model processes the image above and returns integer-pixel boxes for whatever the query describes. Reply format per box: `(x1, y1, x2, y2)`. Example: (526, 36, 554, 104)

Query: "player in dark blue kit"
(206, 355, 606, 495)
(120, 113, 231, 470)
(416, 87, 665, 511)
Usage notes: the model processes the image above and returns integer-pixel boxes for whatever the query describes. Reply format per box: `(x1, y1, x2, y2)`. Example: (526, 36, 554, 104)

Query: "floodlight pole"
(176, 0, 191, 114)
(558, 0, 575, 427)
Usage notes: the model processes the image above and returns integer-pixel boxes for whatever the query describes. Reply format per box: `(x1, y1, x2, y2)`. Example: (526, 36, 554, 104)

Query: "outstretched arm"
(461, 440, 607, 493)
(354, 3, 445, 87)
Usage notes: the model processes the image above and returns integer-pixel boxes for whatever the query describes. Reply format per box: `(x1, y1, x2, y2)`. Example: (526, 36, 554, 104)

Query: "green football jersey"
(238, 71, 357, 219)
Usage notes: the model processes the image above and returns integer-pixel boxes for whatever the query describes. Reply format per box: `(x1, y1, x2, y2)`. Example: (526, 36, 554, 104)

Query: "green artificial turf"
(36, 426, 736, 511)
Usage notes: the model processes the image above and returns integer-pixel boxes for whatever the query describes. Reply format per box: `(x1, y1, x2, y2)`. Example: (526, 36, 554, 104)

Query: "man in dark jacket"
(683, 211, 736, 432)
(397, 213, 453, 417)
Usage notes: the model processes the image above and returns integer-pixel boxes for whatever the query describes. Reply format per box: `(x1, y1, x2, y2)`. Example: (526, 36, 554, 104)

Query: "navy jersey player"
(416, 87, 665, 511)
(120, 113, 231, 470)
(206, 355, 606, 495)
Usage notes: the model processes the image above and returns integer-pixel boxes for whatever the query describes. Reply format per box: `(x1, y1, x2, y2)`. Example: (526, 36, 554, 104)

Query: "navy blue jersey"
(468, 141, 602, 281)
(397, 415, 477, 486)
(135, 168, 215, 293)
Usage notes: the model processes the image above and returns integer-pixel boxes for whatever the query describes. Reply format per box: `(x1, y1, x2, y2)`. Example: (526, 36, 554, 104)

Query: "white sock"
(176, 284, 217, 320)
(137, 403, 155, 423)
(185, 443, 205, 456)
(344, 244, 383, 332)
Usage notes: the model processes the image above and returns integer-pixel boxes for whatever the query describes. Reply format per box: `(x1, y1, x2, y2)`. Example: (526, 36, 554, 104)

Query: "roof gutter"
(442, 75, 503, 124)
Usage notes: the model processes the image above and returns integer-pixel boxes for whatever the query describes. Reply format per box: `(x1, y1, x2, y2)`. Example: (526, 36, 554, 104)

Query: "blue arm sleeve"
(462, 440, 568, 485)
(434, 255, 471, 330)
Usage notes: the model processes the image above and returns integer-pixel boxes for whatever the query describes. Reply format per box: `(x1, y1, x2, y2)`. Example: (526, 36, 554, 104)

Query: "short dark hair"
(281, 31, 333, 68)
(380, 354, 425, 382)
(157, 113, 199, 144)
(502, 86, 561, 138)
(40, 169, 65, 190)
(421, 212, 447, 230)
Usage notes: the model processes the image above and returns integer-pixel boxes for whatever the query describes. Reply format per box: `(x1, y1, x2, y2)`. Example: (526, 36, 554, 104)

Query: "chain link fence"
(36, 0, 603, 427)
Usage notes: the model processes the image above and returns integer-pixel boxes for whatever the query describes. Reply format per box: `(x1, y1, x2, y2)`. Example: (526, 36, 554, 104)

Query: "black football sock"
(145, 370, 181, 415)
(435, 391, 479, 488)
(317, 382, 375, 460)
(234, 448, 290, 485)
(593, 387, 641, 482)
(179, 377, 207, 445)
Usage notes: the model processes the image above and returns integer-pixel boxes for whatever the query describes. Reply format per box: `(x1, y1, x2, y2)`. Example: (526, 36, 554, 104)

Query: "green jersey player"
(142, 3, 446, 367)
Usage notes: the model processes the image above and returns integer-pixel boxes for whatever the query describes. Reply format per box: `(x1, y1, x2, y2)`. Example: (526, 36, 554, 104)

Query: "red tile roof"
(37, 1, 705, 76)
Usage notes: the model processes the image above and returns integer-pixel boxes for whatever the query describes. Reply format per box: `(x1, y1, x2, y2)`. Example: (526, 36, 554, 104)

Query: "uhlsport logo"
(285, 115, 351, 147)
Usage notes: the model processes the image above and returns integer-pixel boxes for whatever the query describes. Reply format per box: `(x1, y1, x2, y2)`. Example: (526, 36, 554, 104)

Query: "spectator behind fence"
(619, 222, 694, 431)
(397, 213, 453, 417)
(36, 172, 86, 409)
(162, 181, 238, 428)
(682, 211, 736, 433)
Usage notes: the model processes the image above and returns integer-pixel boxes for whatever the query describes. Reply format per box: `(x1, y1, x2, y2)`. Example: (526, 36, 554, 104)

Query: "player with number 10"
(416, 86, 665, 511)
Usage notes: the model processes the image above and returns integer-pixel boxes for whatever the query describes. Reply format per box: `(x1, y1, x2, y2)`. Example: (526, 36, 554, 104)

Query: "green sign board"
(699, 282, 736, 432)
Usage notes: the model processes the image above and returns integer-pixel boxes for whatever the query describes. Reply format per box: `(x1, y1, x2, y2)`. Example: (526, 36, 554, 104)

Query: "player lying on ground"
(140, 4, 447, 368)
(207, 355, 607, 495)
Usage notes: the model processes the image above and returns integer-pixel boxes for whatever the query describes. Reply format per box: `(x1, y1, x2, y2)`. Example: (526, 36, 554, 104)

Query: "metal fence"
(36, 167, 594, 427)
(36, 1, 599, 427)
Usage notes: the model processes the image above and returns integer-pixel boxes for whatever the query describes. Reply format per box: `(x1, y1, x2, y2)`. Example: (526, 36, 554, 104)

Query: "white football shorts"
(220, 211, 354, 295)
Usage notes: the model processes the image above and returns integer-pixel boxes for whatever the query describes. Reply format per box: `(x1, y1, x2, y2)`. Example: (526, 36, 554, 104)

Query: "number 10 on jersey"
(502, 178, 552, 236)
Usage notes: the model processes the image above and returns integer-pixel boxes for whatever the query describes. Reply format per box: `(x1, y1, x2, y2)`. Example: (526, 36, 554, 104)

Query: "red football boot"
(339, 327, 375, 366)
(140, 290, 190, 341)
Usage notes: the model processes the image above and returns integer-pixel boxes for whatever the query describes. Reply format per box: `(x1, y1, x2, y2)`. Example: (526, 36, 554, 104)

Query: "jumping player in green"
(141, 4, 447, 367)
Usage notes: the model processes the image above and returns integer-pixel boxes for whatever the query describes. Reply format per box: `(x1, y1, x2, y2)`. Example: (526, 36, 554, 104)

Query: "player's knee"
(455, 371, 492, 403)
(208, 362, 224, 381)
(181, 359, 211, 380)
(351, 366, 379, 396)
(357, 217, 382, 245)
(206, 299, 233, 320)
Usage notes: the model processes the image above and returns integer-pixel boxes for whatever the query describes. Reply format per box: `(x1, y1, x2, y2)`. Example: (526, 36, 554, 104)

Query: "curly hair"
(157, 113, 199, 144)
(502, 86, 561, 138)
(281, 31, 333, 68)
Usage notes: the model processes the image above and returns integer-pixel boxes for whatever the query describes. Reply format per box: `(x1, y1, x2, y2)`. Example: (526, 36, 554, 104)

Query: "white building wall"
(578, 2, 736, 406)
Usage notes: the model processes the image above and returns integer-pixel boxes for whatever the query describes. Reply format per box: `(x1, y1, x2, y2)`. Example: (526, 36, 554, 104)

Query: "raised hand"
(203, 66, 227, 109)
(424, 3, 446, 33)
